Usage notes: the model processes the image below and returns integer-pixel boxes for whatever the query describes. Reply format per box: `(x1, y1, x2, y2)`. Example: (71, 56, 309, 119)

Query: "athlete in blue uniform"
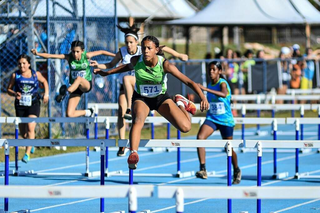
(7, 54, 49, 163)
(195, 61, 241, 184)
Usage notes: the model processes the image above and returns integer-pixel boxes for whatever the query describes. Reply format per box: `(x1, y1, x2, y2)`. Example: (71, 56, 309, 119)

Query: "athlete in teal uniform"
(196, 61, 241, 184)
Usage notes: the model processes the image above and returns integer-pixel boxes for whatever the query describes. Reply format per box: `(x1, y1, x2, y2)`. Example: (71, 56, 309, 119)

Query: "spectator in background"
(290, 44, 303, 93)
(256, 50, 265, 64)
(241, 49, 255, 94)
(301, 48, 316, 90)
(277, 49, 291, 104)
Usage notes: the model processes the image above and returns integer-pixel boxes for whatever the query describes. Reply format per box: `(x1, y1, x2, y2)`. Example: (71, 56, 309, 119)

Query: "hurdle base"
(151, 147, 167, 152)
(105, 170, 124, 177)
(14, 171, 90, 177)
(176, 171, 195, 178)
(0, 169, 15, 176)
(272, 172, 289, 179)
(299, 148, 312, 154)
(207, 171, 226, 178)
(240, 148, 257, 153)
(255, 130, 268, 136)
(295, 172, 320, 180)
(85, 171, 101, 177)
(0, 210, 31, 213)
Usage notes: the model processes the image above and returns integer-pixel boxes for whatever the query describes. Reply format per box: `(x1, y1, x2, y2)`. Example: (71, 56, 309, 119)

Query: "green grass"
(1, 109, 318, 162)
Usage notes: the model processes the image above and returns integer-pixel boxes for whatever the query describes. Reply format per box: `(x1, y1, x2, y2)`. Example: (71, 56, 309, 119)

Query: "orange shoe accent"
(127, 151, 139, 170)
(175, 94, 197, 115)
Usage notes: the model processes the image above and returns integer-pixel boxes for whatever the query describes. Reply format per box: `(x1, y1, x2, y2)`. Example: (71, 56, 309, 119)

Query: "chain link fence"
(0, 0, 117, 138)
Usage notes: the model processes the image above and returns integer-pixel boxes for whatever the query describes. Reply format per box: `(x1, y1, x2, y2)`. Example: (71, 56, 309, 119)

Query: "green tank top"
(134, 55, 167, 97)
(68, 50, 92, 84)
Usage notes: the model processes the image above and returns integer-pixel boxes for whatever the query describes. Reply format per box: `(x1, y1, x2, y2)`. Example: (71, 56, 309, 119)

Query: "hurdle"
(5, 117, 96, 177)
(94, 115, 205, 178)
(0, 185, 153, 213)
(233, 104, 312, 137)
(235, 117, 288, 179)
(0, 138, 115, 213)
(246, 140, 320, 213)
(116, 139, 242, 184)
(287, 117, 320, 179)
(158, 186, 320, 213)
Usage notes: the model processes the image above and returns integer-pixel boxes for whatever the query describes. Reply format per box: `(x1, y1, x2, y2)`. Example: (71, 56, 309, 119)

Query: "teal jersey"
(206, 78, 235, 127)
(68, 50, 92, 84)
(134, 55, 167, 97)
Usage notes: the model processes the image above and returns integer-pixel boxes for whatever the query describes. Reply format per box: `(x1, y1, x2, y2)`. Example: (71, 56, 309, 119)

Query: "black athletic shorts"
(72, 81, 92, 96)
(132, 91, 171, 111)
(15, 99, 41, 117)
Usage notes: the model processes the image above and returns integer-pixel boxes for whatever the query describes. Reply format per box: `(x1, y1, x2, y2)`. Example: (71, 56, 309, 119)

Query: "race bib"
(139, 85, 162, 97)
(19, 94, 32, 106)
(209, 102, 225, 115)
(71, 71, 86, 79)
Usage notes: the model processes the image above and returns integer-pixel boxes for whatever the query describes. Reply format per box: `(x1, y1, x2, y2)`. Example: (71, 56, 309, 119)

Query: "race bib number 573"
(140, 85, 162, 97)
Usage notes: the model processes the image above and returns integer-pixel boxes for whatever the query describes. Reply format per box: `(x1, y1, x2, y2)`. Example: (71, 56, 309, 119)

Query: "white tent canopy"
(5, 0, 195, 20)
(167, 0, 320, 26)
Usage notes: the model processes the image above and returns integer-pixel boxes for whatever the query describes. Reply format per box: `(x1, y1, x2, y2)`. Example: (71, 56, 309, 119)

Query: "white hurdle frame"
(287, 117, 320, 179)
(117, 139, 243, 191)
(158, 186, 320, 213)
(0, 185, 153, 213)
(0, 138, 115, 213)
(246, 140, 320, 213)
(6, 117, 95, 177)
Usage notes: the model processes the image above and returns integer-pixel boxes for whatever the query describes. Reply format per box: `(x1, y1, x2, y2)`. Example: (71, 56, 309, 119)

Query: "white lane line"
(272, 199, 320, 213)
(30, 198, 96, 212)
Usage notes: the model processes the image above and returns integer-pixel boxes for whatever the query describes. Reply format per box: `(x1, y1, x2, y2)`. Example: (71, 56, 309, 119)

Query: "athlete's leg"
(157, 99, 191, 133)
(25, 114, 37, 155)
(117, 91, 128, 156)
(123, 75, 135, 110)
(129, 100, 149, 151)
(68, 77, 91, 93)
(66, 94, 84, 117)
(196, 124, 214, 165)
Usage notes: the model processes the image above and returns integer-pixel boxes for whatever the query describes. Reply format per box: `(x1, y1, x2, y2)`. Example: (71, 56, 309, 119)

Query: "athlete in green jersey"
(91, 35, 209, 170)
(31, 40, 115, 118)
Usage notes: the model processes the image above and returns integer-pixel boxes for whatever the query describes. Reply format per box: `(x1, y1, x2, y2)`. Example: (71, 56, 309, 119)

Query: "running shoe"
(21, 153, 30, 163)
(30, 146, 35, 154)
(117, 147, 129, 157)
(85, 108, 94, 117)
(195, 170, 208, 179)
(175, 94, 197, 115)
(127, 151, 139, 169)
(124, 108, 132, 120)
(232, 167, 241, 184)
(55, 85, 68, 103)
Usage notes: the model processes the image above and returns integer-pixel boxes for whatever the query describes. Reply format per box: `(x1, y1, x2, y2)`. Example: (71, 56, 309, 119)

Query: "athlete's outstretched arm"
(30, 49, 66, 60)
(90, 51, 122, 70)
(197, 83, 228, 98)
(164, 60, 209, 111)
(86, 50, 116, 59)
(162, 46, 188, 61)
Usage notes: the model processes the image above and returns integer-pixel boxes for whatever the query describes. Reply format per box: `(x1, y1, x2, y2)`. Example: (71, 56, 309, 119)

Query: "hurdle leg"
(15, 123, 19, 174)
(100, 141, 105, 213)
(176, 188, 184, 213)
(85, 119, 90, 176)
(129, 187, 137, 213)
(295, 119, 300, 178)
(257, 141, 262, 213)
(227, 142, 232, 213)
(272, 120, 289, 179)
(177, 130, 181, 176)
(4, 140, 9, 212)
